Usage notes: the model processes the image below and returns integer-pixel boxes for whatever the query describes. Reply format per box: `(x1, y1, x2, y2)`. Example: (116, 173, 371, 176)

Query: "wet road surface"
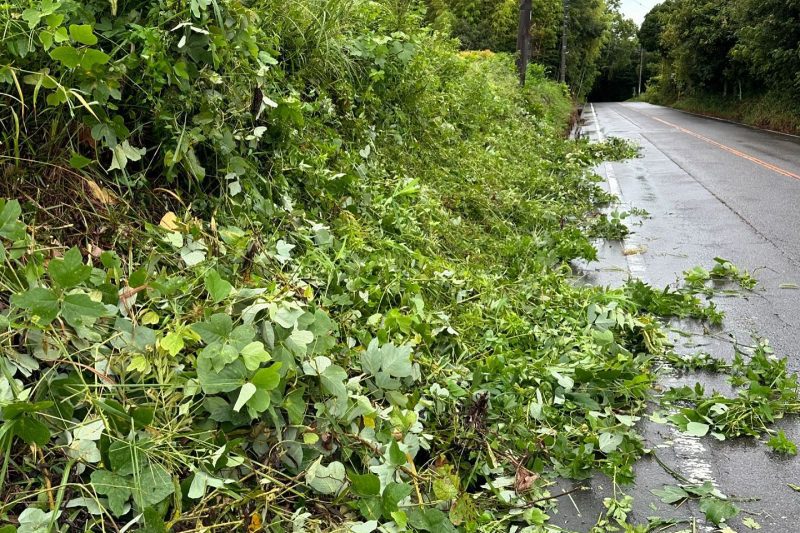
(555, 103, 800, 532)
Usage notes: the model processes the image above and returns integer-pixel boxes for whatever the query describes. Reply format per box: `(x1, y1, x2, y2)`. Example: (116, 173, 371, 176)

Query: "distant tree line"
(424, 0, 628, 99)
(640, 0, 800, 101)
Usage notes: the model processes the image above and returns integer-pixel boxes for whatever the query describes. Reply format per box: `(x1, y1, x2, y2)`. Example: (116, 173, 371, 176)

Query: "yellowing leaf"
(160, 211, 180, 231)
(84, 178, 118, 205)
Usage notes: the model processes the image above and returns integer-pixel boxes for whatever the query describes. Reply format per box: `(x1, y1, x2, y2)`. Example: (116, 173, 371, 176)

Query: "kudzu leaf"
(651, 484, 689, 504)
(160, 331, 184, 356)
(17, 508, 59, 533)
(306, 459, 346, 495)
(382, 482, 412, 514)
(204, 269, 232, 302)
(283, 388, 306, 425)
(388, 441, 407, 466)
(233, 383, 256, 412)
(131, 462, 174, 508)
(0, 199, 25, 241)
(191, 314, 232, 343)
(686, 421, 710, 437)
(252, 363, 281, 390)
(699, 497, 739, 525)
(49, 247, 91, 288)
(197, 359, 248, 394)
(349, 473, 380, 497)
(68, 24, 97, 45)
(81, 48, 109, 68)
(241, 341, 270, 371)
(406, 507, 456, 532)
(50, 45, 82, 68)
(11, 288, 60, 325)
(319, 364, 348, 399)
(69, 153, 93, 169)
(380, 343, 413, 378)
(62, 293, 110, 328)
(14, 416, 50, 446)
(90, 469, 131, 516)
(598, 432, 624, 453)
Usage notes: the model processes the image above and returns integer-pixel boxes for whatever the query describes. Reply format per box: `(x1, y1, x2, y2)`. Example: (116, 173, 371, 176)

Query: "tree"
(590, 10, 640, 101)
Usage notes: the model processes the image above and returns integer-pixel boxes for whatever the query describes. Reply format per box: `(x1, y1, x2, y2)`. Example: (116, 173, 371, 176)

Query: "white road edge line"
(589, 104, 718, 513)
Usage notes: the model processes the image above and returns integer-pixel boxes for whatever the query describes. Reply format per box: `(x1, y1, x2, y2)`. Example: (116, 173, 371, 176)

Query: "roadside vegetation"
(0, 0, 798, 532)
(638, 0, 800, 134)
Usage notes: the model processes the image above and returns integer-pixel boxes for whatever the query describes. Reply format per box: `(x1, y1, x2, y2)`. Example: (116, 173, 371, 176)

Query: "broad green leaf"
(245, 388, 271, 413)
(432, 465, 459, 501)
(49, 247, 91, 288)
(160, 331, 184, 356)
(200, 342, 239, 371)
(406, 508, 456, 533)
(651, 485, 689, 504)
(69, 153, 93, 169)
(450, 493, 480, 527)
(361, 338, 383, 375)
(0, 199, 25, 241)
(233, 383, 256, 412)
(306, 459, 346, 495)
(283, 388, 306, 425)
(598, 432, 624, 453)
(17, 507, 59, 533)
(320, 364, 348, 399)
(130, 462, 174, 508)
(50, 46, 82, 68)
(90, 469, 131, 516)
(204, 269, 232, 302)
(191, 314, 232, 343)
(699, 497, 739, 525)
(349, 473, 380, 497)
(12, 288, 60, 325)
(109, 140, 145, 172)
(68, 24, 97, 45)
(197, 359, 248, 394)
(380, 343, 413, 378)
(350, 521, 378, 533)
(252, 363, 282, 390)
(686, 422, 710, 437)
(382, 482, 412, 514)
(388, 441, 407, 466)
(62, 293, 110, 328)
(14, 416, 50, 446)
(108, 439, 149, 476)
(742, 517, 762, 530)
(241, 341, 271, 371)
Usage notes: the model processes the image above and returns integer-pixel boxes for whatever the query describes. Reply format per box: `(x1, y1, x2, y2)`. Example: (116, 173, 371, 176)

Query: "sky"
(619, 0, 661, 26)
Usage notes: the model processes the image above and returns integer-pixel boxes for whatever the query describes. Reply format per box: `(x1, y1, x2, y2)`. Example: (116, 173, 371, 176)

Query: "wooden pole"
(638, 47, 644, 95)
(517, 0, 533, 85)
(559, 0, 569, 84)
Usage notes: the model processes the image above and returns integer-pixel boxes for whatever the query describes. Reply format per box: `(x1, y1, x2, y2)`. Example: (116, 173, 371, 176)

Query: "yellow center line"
(648, 115, 800, 181)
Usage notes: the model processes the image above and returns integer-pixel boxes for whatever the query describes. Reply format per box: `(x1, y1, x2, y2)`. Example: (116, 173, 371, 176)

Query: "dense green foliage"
(1, 0, 797, 532)
(639, 0, 800, 132)
(587, 9, 640, 101)
(425, 0, 622, 99)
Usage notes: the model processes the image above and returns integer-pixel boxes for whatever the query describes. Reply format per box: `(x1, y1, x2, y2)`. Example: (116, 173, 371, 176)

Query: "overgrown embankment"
(1, 1, 776, 532)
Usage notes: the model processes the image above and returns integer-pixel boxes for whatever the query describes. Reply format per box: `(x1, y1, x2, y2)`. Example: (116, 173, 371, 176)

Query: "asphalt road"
(555, 103, 800, 532)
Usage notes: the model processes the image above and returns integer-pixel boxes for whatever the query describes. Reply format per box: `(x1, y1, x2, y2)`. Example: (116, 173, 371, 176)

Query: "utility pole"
(638, 46, 644, 95)
(517, 0, 533, 86)
(559, 0, 569, 84)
